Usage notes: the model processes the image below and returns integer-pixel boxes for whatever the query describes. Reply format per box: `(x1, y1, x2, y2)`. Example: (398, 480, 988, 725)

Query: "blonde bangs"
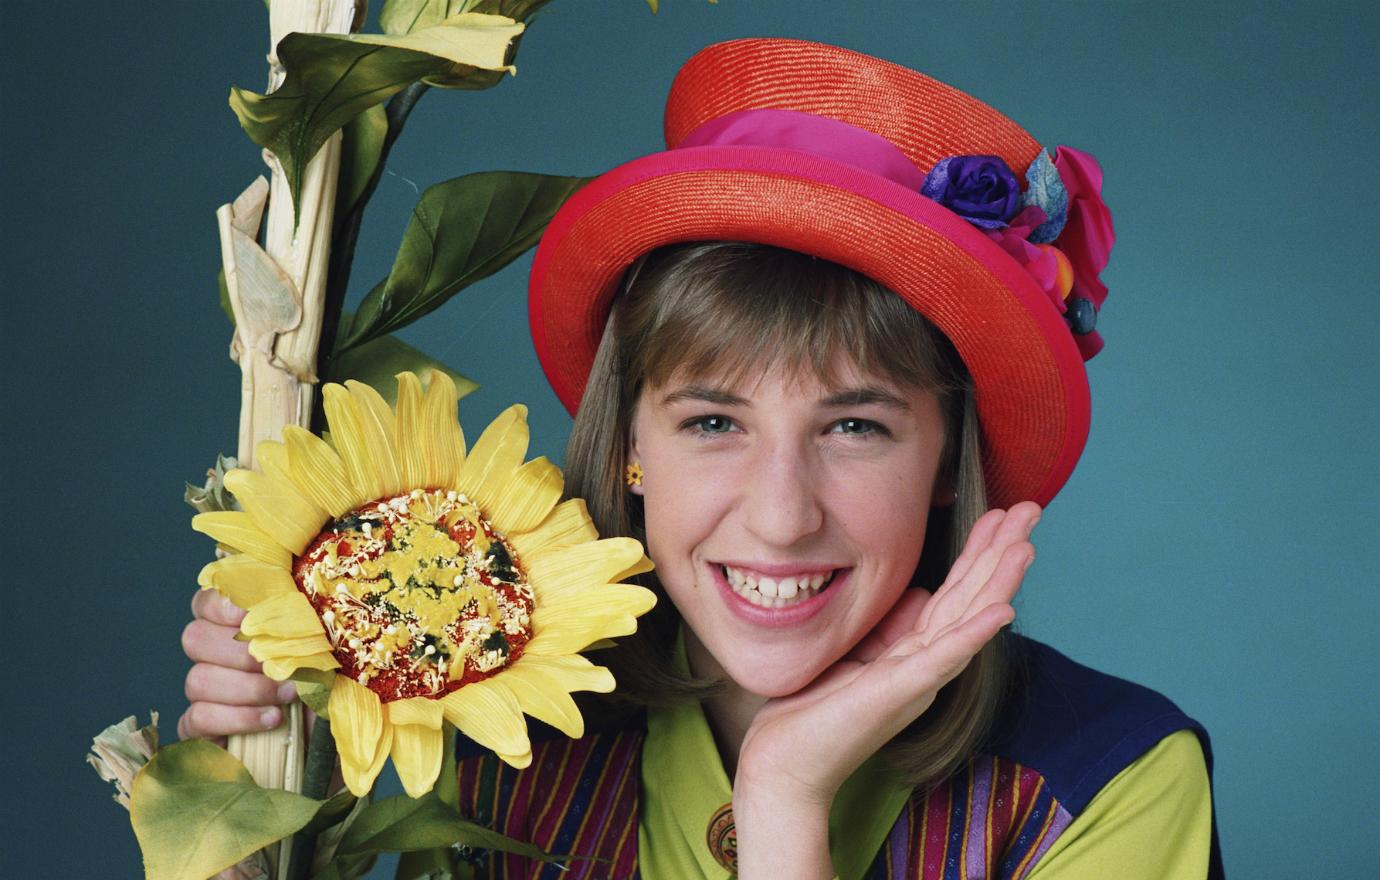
(619, 242, 966, 404)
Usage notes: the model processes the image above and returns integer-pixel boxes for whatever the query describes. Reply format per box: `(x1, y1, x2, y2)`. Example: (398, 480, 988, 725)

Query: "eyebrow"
(820, 386, 912, 411)
(659, 385, 750, 407)
(657, 384, 911, 411)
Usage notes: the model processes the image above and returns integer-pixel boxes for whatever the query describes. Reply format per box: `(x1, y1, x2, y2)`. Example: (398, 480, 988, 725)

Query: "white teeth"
(723, 565, 834, 606)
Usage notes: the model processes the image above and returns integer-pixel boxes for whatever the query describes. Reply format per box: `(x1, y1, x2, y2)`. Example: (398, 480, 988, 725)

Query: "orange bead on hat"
(529, 38, 1114, 508)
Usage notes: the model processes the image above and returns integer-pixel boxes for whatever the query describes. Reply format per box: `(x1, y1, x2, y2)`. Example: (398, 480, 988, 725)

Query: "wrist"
(732, 782, 834, 880)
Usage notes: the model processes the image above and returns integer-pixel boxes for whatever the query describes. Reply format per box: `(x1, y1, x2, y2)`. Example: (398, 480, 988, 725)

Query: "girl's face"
(629, 358, 948, 697)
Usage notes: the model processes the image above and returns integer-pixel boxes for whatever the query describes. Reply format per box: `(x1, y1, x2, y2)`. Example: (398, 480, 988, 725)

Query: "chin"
(722, 654, 827, 699)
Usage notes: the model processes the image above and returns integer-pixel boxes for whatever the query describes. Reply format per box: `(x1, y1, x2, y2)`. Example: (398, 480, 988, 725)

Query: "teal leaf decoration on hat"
(1021, 150, 1069, 244)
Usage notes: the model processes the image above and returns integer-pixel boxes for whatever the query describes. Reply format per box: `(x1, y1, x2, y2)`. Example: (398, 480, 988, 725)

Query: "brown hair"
(562, 241, 1008, 788)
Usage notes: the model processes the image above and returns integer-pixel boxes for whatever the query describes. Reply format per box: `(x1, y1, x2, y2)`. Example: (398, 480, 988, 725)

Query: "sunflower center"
(292, 489, 534, 703)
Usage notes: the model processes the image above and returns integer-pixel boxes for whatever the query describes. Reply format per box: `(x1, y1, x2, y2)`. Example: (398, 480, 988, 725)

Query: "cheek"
(837, 467, 935, 573)
(638, 465, 719, 575)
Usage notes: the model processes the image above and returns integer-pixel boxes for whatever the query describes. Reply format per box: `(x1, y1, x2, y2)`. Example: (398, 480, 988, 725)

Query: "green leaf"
(338, 172, 591, 352)
(381, 0, 454, 35)
(435, 725, 460, 810)
(299, 788, 360, 836)
(219, 268, 235, 325)
(312, 853, 378, 880)
(336, 791, 554, 860)
(229, 13, 524, 224)
(130, 739, 326, 880)
(394, 845, 458, 879)
(326, 318, 478, 403)
(338, 104, 390, 220)
(289, 670, 335, 716)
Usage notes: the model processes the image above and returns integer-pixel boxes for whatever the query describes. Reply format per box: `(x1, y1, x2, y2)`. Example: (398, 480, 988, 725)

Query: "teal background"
(4, 1, 1377, 876)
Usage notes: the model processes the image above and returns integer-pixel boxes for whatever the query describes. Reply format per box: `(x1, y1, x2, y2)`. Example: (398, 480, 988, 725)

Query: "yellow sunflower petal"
(500, 655, 615, 738)
(390, 722, 445, 798)
(262, 651, 340, 681)
(613, 552, 656, 582)
(393, 372, 428, 489)
(323, 384, 387, 501)
(249, 633, 335, 663)
(197, 556, 296, 609)
(508, 498, 599, 559)
(525, 537, 651, 604)
(192, 511, 291, 569)
(495, 748, 533, 769)
(455, 404, 528, 512)
(484, 456, 563, 536)
(224, 468, 327, 555)
(386, 696, 445, 729)
(526, 585, 658, 655)
(439, 678, 531, 761)
(254, 440, 293, 485)
(423, 370, 466, 488)
(282, 425, 361, 517)
(240, 592, 326, 640)
(329, 675, 390, 796)
(346, 380, 404, 497)
(514, 653, 619, 693)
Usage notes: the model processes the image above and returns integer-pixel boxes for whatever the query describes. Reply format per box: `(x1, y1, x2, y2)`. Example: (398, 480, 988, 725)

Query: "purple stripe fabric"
(964, 758, 994, 878)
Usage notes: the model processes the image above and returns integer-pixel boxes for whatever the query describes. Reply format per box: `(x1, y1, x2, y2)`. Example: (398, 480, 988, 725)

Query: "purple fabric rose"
(921, 155, 1022, 228)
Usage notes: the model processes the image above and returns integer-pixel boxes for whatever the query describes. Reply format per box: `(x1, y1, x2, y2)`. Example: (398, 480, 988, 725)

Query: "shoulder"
(454, 705, 647, 762)
(451, 709, 648, 878)
(986, 633, 1214, 816)
(862, 640, 1220, 879)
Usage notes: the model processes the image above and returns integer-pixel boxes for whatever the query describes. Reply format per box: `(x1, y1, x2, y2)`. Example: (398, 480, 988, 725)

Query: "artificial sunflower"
(193, 372, 656, 798)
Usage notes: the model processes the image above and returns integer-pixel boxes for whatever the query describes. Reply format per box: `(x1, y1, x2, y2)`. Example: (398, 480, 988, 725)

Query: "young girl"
(181, 38, 1220, 879)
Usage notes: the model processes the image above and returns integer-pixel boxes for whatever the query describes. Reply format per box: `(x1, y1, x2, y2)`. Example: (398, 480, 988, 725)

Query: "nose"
(739, 436, 825, 547)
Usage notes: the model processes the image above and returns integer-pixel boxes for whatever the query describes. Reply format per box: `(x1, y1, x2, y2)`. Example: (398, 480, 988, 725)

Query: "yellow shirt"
(638, 671, 1212, 879)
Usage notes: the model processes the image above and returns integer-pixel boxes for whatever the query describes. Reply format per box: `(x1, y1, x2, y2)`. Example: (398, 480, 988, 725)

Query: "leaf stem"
(287, 715, 338, 880)
(313, 81, 431, 431)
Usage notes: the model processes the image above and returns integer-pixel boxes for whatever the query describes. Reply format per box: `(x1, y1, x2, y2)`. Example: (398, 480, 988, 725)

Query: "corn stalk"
(214, 1, 361, 875)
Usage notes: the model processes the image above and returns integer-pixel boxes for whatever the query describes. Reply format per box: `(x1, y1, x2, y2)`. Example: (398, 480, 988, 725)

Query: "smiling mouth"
(721, 564, 838, 608)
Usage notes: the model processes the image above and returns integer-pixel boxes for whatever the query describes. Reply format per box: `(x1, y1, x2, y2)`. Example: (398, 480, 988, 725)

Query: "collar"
(639, 627, 915, 879)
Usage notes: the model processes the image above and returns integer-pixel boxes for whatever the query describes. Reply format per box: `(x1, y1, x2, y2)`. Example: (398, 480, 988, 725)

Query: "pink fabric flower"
(1051, 146, 1115, 309)
(984, 206, 1067, 313)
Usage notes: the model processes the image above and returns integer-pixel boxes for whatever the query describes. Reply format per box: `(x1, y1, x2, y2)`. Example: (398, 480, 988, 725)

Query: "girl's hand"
(732, 502, 1040, 878)
(178, 588, 297, 742)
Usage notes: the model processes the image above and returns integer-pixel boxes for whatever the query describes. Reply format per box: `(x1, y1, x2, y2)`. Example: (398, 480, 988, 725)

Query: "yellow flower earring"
(624, 462, 643, 488)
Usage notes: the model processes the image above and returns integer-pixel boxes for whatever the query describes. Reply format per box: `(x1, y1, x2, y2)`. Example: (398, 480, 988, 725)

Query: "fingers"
(186, 663, 296, 707)
(919, 502, 1040, 637)
(846, 589, 932, 664)
(177, 701, 285, 742)
(954, 501, 1039, 595)
(928, 540, 1032, 647)
(941, 507, 1009, 587)
(891, 601, 1016, 691)
(182, 618, 263, 672)
(192, 588, 248, 627)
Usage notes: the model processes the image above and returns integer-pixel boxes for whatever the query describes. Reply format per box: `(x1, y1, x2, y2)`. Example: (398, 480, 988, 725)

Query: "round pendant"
(706, 802, 737, 874)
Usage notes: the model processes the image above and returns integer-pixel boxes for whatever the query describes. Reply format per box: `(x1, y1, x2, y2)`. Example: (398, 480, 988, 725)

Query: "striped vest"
(455, 637, 1222, 879)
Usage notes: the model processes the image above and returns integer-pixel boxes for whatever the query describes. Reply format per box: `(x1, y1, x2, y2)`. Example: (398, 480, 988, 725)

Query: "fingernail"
(1022, 553, 1035, 571)
(260, 707, 282, 729)
(277, 682, 299, 703)
(1025, 516, 1041, 538)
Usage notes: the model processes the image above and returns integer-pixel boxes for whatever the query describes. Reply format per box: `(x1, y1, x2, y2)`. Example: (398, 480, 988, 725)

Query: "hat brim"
(529, 144, 1090, 508)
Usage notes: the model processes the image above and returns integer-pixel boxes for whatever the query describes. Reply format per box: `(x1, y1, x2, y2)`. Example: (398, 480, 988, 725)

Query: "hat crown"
(664, 38, 1042, 179)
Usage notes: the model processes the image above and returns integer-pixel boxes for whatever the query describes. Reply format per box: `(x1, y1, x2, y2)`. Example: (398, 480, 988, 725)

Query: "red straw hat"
(529, 38, 1115, 508)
